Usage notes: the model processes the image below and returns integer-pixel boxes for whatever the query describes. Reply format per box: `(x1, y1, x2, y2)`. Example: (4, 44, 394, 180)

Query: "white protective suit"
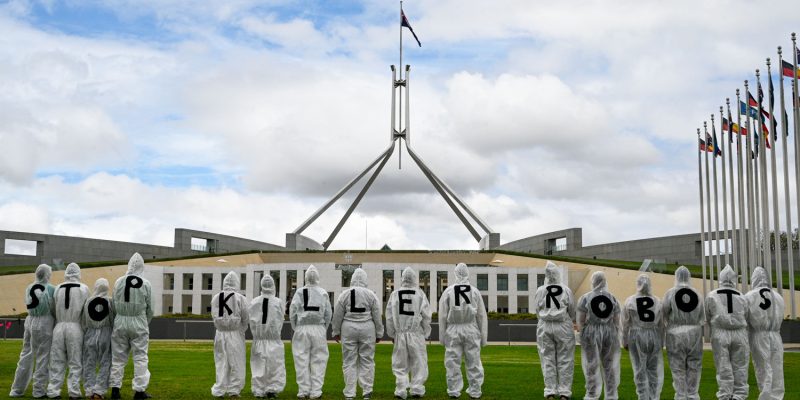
(706, 264, 749, 400)
(82, 278, 115, 397)
(438, 263, 488, 399)
(332, 268, 385, 399)
(662, 266, 704, 400)
(577, 271, 621, 400)
(622, 274, 664, 400)
(249, 274, 287, 398)
(745, 267, 785, 400)
(211, 271, 249, 397)
(289, 265, 332, 399)
(109, 253, 153, 396)
(532, 261, 576, 399)
(47, 262, 91, 398)
(385, 267, 432, 399)
(10, 264, 56, 398)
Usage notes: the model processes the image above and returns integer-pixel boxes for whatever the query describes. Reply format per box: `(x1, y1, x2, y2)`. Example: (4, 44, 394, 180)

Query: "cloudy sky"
(0, 0, 798, 251)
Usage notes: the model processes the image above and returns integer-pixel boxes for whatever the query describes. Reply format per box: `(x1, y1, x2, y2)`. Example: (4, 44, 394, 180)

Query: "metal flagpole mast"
(732, 96, 748, 280)
(703, 122, 716, 290)
(791, 33, 800, 314)
(757, 69, 773, 283)
(724, 104, 738, 275)
(398, 1, 403, 169)
(744, 80, 755, 289)
(719, 106, 739, 274)
(698, 128, 709, 298)
(716, 113, 731, 267)
(767, 59, 784, 292)
(778, 46, 793, 302)
(710, 119, 723, 276)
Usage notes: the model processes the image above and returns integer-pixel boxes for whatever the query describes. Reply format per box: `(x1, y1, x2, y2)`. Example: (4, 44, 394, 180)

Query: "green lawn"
(0, 340, 796, 399)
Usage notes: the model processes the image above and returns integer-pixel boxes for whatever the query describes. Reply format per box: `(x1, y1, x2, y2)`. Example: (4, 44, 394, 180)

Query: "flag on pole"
(740, 101, 759, 118)
(401, 10, 422, 47)
(711, 132, 722, 157)
(700, 138, 710, 152)
(783, 60, 800, 78)
(722, 117, 747, 136)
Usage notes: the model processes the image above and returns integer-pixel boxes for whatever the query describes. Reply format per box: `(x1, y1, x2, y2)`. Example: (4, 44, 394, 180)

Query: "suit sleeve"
(475, 290, 488, 347)
(420, 291, 432, 339)
(385, 292, 397, 339)
(371, 292, 384, 338)
(331, 291, 348, 336)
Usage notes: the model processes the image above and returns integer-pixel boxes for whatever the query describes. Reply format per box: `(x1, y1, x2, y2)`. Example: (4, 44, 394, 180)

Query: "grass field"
(0, 340, 796, 399)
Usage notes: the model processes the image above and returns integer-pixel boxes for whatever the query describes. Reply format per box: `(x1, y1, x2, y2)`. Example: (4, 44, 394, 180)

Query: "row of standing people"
(211, 262, 488, 399)
(9, 254, 154, 399)
(538, 263, 784, 400)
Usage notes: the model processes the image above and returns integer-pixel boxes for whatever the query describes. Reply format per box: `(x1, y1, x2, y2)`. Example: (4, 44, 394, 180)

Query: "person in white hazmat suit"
(385, 267, 432, 400)
(661, 266, 704, 400)
(332, 268, 384, 400)
(438, 263, 488, 399)
(290, 265, 332, 399)
(47, 262, 91, 399)
(745, 267, 785, 400)
(622, 274, 664, 400)
(531, 261, 575, 400)
(706, 264, 749, 400)
(577, 271, 621, 400)
(82, 278, 115, 399)
(109, 253, 153, 400)
(249, 274, 286, 398)
(211, 271, 249, 398)
(10, 264, 56, 398)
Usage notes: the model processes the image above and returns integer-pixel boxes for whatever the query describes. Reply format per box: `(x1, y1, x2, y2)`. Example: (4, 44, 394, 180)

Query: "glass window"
(497, 274, 508, 291)
(517, 274, 528, 291)
(240, 273, 247, 291)
(497, 295, 509, 313)
(201, 294, 212, 314)
(517, 295, 529, 313)
(383, 270, 395, 303)
(437, 271, 448, 303)
(339, 264, 360, 287)
(536, 274, 545, 288)
(477, 274, 488, 291)
(270, 271, 281, 296)
(419, 270, 430, 300)
(287, 270, 298, 302)
(202, 273, 213, 290)
(163, 273, 174, 290)
(162, 294, 173, 314)
(182, 273, 194, 290)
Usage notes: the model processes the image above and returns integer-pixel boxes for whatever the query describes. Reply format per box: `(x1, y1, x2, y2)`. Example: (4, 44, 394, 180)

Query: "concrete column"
(279, 269, 287, 301)
(191, 273, 201, 315)
(174, 272, 184, 313)
(488, 270, 497, 312)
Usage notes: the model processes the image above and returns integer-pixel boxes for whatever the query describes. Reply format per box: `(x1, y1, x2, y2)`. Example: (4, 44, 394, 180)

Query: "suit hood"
(636, 274, 652, 296)
(454, 262, 470, 284)
(719, 265, 737, 288)
(223, 271, 239, 291)
(127, 253, 145, 276)
(401, 267, 418, 288)
(591, 271, 607, 292)
(305, 265, 320, 286)
(260, 274, 275, 296)
(544, 261, 561, 285)
(674, 266, 692, 287)
(750, 266, 769, 289)
(64, 263, 81, 283)
(350, 268, 368, 288)
(93, 278, 110, 297)
(34, 264, 52, 284)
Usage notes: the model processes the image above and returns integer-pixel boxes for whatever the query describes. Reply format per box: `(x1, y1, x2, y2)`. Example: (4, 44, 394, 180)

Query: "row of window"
(476, 273, 544, 291)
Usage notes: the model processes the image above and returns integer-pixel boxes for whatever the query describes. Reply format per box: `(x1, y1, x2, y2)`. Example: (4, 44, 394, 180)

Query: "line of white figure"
(9, 253, 153, 400)
(8, 256, 786, 400)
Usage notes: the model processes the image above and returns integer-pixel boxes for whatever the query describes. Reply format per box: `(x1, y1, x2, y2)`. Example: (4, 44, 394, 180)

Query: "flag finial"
(778, 46, 782, 55)
(766, 58, 771, 67)
(726, 98, 730, 106)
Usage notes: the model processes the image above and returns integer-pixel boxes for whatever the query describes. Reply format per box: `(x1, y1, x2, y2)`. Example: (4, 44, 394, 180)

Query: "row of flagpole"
(697, 33, 800, 318)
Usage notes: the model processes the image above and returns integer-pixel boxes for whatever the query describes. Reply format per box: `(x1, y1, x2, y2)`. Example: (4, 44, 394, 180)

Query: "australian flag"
(401, 10, 422, 47)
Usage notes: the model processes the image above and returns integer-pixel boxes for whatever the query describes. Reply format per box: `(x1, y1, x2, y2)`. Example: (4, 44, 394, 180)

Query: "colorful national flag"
(740, 101, 759, 118)
(401, 10, 422, 47)
(699, 138, 709, 152)
(712, 130, 722, 157)
(722, 117, 747, 136)
(784, 60, 800, 78)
